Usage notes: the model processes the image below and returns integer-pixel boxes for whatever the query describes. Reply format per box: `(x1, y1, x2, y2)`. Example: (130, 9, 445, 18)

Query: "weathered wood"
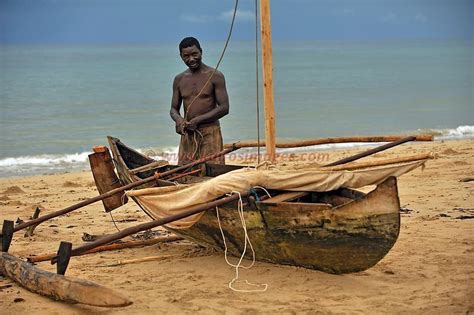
(1, 220, 14, 252)
(167, 169, 201, 181)
(205, 163, 243, 177)
(260, 0, 276, 162)
(0, 252, 132, 307)
(168, 177, 400, 274)
(323, 153, 434, 171)
(89, 147, 125, 212)
(224, 134, 433, 149)
(324, 136, 417, 166)
(101, 255, 173, 267)
(27, 235, 183, 263)
(130, 160, 169, 175)
(261, 191, 308, 203)
(24, 207, 41, 237)
(56, 241, 72, 275)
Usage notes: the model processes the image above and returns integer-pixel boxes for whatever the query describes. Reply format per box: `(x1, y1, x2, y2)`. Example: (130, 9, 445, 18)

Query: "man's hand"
(175, 119, 186, 135)
(185, 117, 200, 132)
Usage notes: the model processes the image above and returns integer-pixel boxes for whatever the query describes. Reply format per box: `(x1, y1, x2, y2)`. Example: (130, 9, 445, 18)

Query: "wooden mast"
(260, 0, 276, 162)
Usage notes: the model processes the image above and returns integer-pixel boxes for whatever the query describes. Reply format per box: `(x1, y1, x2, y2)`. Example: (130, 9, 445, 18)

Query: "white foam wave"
(417, 125, 474, 140)
(0, 152, 90, 167)
(441, 125, 474, 138)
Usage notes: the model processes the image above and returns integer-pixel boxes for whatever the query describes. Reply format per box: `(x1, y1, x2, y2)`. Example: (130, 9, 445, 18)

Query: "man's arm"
(187, 71, 229, 128)
(170, 76, 185, 134)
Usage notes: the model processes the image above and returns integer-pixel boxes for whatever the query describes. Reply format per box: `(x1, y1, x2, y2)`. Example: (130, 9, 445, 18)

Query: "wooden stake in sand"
(24, 207, 41, 237)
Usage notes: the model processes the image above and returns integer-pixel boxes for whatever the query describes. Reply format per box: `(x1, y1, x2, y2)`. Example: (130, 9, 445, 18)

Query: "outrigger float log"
(0, 252, 132, 307)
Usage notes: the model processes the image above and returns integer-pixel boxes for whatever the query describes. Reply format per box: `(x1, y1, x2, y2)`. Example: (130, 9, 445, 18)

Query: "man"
(170, 37, 229, 165)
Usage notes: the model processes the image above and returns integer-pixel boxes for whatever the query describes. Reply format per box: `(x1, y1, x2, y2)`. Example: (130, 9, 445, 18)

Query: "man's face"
(180, 45, 202, 70)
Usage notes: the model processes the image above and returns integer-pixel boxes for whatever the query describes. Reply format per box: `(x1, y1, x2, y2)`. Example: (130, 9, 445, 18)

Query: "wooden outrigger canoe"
(107, 136, 400, 274)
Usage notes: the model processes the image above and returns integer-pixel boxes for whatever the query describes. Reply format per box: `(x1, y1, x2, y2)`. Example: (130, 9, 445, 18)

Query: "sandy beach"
(0, 138, 473, 314)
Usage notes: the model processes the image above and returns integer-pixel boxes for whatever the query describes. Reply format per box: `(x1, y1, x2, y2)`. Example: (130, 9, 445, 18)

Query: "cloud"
(414, 13, 428, 23)
(218, 9, 255, 22)
(180, 14, 213, 24)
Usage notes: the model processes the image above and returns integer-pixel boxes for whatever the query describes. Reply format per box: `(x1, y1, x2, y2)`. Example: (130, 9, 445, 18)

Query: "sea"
(1, 40, 473, 177)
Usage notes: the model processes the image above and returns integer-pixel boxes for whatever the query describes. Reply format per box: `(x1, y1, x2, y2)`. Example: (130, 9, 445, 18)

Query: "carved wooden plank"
(0, 252, 132, 307)
(89, 147, 125, 212)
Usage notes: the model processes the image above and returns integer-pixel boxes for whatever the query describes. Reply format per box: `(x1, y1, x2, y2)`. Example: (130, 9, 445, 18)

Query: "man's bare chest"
(179, 74, 214, 99)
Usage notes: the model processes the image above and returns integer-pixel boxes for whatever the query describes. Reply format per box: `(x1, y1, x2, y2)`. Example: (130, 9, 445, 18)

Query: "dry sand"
(0, 139, 473, 314)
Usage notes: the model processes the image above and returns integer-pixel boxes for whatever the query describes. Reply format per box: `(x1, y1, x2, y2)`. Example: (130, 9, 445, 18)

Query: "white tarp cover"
(127, 160, 426, 229)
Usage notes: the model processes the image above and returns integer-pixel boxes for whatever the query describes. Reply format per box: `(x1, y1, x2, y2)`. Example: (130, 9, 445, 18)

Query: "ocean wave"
(418, 125, 474, 139)
(0, 152, 91, 167)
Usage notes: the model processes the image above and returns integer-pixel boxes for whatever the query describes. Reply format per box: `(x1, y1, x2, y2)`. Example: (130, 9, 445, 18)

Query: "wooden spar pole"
(324, 136, 417, 166)
(224, 134, 433, 149)
(322, 152, 434, 171)
(260, 0, 276, 162)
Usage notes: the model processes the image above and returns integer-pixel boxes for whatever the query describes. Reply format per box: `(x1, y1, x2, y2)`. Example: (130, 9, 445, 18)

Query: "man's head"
(179, 37, 203, 71)
(179, 37, 202, 53)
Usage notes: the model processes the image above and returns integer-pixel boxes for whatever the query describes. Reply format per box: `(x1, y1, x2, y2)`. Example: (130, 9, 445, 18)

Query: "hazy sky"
(1, 0, 473, 44)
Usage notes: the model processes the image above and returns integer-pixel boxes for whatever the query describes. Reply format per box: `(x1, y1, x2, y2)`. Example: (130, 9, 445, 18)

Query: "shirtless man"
(170, 37, 230, 165)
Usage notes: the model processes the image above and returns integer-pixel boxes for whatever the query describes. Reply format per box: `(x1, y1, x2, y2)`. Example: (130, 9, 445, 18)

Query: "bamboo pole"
(224, 134, 433, 149)
(27, 235, 183, 263)
(11, 146, 238, 233)
(260, 0, 276, 162)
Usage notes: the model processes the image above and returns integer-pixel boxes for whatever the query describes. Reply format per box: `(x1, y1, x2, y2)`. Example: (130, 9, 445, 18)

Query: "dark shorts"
(178, 125, 225, 165)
